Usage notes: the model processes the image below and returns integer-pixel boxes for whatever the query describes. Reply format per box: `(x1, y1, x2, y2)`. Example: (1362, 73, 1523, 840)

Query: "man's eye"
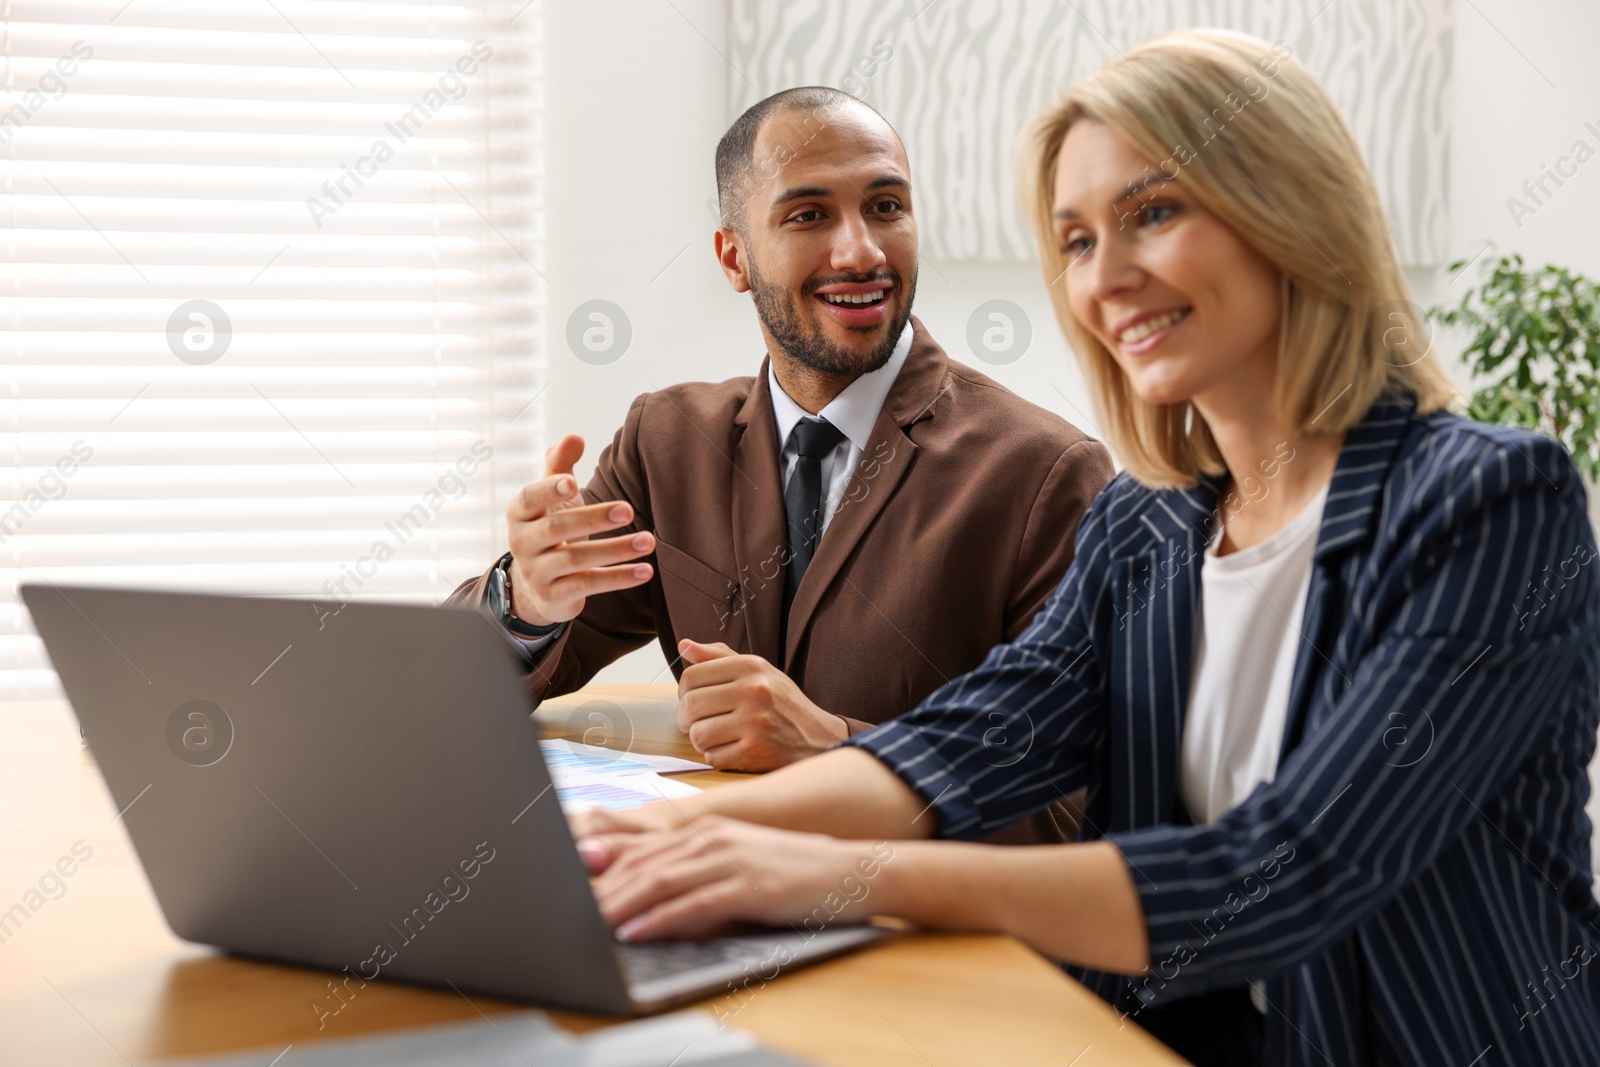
(788, 209, 822, 224)
(873, 199, 902, 214)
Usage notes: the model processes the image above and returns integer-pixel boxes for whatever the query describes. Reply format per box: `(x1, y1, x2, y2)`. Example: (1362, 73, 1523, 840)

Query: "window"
(1, 0, 544, 697)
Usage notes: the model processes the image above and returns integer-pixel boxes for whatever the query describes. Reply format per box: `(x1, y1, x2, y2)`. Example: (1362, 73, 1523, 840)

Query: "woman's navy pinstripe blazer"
(847, 390, 1600, 1065)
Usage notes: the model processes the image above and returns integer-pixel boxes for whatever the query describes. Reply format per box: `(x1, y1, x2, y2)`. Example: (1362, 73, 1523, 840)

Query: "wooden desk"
(0, 685, 1185, 1066)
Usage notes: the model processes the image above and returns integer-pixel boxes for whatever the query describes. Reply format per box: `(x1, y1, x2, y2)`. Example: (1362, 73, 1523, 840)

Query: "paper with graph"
(539, 739, 705, 812)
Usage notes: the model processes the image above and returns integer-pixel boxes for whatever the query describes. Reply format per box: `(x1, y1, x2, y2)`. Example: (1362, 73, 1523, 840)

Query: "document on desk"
(150, 1008, 819, 1065)
(540, 739, 705, 813)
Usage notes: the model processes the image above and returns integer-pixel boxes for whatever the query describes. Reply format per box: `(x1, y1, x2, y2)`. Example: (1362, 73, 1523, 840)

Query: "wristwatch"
(485, 553, 565, 638)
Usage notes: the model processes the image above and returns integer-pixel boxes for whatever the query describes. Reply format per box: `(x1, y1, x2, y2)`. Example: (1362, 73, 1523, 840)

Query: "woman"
(575, 31, 1600, 1066)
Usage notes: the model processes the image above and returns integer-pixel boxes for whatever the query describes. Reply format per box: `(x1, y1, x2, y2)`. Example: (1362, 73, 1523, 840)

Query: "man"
(448, 86, 1112, 841)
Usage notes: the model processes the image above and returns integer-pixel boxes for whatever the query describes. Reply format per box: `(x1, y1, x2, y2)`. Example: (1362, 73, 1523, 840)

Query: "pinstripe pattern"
(847, 392, 1600, 1065)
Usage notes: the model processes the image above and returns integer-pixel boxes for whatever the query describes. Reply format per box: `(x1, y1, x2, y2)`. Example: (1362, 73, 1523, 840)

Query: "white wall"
(543, 0, 757, 683)
(541, 0, 1600, 687)
(1445, 0, 1600, 282)
(1440, 0, 1600, 877)
(1429, 0, 1600, 530)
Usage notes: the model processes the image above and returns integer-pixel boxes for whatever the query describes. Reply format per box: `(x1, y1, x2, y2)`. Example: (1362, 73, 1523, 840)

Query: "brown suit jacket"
(448, 318, 1114, 841)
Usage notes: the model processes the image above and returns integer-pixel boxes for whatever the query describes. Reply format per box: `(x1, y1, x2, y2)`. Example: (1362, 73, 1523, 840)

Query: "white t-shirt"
(1180, 483, 1330, 827)
(1182, 481, 1328, 1015)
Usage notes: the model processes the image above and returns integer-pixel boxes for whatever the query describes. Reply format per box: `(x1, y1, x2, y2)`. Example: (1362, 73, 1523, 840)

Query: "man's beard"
(748, 261, 916, 378)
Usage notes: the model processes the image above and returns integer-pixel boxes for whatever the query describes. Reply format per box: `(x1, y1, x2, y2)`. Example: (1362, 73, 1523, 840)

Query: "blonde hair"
(1025, 29, 1457, 487)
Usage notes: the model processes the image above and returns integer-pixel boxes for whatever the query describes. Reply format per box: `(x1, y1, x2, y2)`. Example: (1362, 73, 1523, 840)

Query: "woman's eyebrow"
(1054, 173, 1176, 220)
(1112, 173, 1174, 207)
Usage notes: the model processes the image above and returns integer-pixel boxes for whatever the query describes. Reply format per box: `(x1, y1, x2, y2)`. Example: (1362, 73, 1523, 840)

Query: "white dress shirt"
(767, 322, 912, 535)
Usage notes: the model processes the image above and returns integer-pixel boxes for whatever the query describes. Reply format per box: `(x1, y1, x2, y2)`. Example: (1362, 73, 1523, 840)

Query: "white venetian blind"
(0, 0, 545, 697)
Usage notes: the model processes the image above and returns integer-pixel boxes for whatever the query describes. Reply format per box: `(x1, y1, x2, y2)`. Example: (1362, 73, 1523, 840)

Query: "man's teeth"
(822, 291, 886, 305)
(1119, 307, 1190, 344)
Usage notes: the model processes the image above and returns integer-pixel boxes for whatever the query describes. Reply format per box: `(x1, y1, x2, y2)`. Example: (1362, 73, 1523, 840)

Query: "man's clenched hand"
(674, 639, 848, 771)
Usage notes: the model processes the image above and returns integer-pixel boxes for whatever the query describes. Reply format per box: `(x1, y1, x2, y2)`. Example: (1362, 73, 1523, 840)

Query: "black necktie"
(782, 417, 847, 624)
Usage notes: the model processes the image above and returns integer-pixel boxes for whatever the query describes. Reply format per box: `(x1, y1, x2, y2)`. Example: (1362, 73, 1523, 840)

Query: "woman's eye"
(1140, 203, 1177, 227)
(1062, 235, 1092, 258)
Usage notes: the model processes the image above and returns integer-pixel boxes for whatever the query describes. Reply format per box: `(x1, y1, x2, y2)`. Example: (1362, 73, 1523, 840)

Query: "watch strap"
(487, 553, 564, 637)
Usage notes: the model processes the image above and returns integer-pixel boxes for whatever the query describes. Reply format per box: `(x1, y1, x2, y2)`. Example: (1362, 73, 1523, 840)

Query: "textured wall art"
(727, 0, 1454, 266)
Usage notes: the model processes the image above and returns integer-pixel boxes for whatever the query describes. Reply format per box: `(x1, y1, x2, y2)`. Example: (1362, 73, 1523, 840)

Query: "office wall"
(542, 0, 752, 684)
(728, 0, 1456, 266)
(1432, 0, 1600, 528)
(541, 0, 1600, 689)
(1442, 0, 1600, 875)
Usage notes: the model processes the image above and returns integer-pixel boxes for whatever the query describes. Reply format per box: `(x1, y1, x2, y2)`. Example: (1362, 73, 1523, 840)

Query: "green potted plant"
(1434, 252, 1600, 519)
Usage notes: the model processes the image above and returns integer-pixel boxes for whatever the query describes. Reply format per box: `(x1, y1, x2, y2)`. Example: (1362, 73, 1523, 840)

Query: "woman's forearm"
(673, 746, 936, 840)
(873, 839, 1150, 974)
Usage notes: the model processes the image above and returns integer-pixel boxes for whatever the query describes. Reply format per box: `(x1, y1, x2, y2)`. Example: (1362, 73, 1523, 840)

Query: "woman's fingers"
(575, 831, 655, 874)
(588, 818, 866, 942)
(616, 880, 747, 942)
(598, 849, 737, 929)
(596, 822, 716, 889)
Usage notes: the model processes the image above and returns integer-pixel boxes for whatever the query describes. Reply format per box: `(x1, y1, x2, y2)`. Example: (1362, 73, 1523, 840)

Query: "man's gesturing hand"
(675, 639, 848, 771)
(505, 433, 654, 627)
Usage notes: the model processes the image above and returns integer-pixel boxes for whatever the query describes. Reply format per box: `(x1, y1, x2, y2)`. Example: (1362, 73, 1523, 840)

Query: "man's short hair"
(714, 86, 898, 234)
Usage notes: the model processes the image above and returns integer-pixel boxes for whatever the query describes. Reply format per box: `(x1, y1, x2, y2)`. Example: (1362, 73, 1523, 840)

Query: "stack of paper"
(539, 739, 706, 813)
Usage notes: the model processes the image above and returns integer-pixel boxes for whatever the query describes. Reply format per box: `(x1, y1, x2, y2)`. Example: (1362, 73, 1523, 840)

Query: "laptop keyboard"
(615, 936, 773, 985)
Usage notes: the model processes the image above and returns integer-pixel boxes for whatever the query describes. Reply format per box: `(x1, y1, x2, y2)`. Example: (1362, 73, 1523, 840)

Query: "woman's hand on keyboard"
(593, 815, 892, 940)
(570, 803, 686, 874)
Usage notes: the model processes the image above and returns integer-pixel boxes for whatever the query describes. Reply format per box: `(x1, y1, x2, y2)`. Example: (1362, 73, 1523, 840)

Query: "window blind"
(1, 0, 544, 697)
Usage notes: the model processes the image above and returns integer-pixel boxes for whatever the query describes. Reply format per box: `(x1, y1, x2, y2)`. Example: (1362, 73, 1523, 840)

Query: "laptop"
(22, 583, 889, 1015)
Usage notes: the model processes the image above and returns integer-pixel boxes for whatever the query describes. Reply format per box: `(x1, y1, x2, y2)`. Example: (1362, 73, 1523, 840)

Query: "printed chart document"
(539, 739, 705, 813)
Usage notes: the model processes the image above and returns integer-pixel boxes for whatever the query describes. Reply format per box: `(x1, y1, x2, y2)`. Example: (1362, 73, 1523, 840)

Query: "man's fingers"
(675, 680, 740, 732)
(544, 563, 653, 603)
(686, 707, 741, 754)
(676, 653, 758, 700)
(543, 433, 584, 478)
(532, 500, 636, 546)
(702, 739, 755, 772)
(678, 639, 738, 664)
(545, 531, 654, 574)
(507, 472, 582, 523)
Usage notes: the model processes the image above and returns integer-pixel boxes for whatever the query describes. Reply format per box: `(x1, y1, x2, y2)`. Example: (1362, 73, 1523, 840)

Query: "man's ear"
(713, 228, 751, 294)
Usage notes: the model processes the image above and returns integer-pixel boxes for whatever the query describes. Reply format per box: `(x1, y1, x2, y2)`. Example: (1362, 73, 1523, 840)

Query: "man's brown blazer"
(449, 318, 1114, 842)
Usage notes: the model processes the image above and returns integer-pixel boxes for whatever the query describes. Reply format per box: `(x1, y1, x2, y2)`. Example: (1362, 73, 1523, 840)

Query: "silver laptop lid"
(22, 583, 632, 1015)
